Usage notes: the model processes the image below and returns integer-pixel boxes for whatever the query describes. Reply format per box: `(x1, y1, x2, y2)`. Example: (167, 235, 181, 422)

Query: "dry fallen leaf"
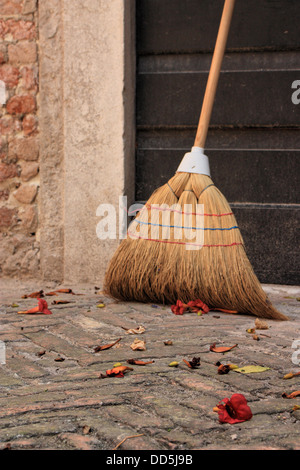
(183, 357, 201, 369)
(255, 318, 269, 330)
(52, 300, 71, 304)
(282, 390, 300, 399)
(246, 328, 256, 334)
(283, 372, 300, 380)
(210, 343, 238, 353)
(130, 338, 146, 351)
(164, 340, 173, 346)
(82, 425, 91, 435)
(125, 326, 145, 335)
(234, 365, 270, 374)
(22, 290, 44, 299)
(101, 366, 134, 378)
(36, 350, 46, 357)
(127, 359, 154, 366)
(94, 338, 122, 352)
(54, 356, 65, 362)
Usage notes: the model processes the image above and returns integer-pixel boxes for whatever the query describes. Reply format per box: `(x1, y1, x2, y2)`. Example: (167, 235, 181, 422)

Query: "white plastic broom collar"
(176, 146, 211, 176)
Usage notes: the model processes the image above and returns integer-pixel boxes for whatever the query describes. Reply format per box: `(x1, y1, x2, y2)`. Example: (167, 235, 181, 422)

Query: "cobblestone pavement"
(0, 279, 299, 450)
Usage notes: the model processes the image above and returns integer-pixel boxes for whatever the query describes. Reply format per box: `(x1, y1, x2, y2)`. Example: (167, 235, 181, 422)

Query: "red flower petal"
(37, 298, 52, 315)
(187, 299, 210, 314)
(171, 300, 187, 315)
(217, 393, 252, 424)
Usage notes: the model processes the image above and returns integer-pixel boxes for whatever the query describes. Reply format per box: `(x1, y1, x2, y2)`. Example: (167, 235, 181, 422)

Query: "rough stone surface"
(0, 281, 299, 450)
(0, 2, 39, 279)
(13, 184, 37, 204)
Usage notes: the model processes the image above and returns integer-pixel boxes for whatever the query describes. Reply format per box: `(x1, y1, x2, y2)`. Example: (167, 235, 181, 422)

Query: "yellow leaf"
(234, 365, 270, 374)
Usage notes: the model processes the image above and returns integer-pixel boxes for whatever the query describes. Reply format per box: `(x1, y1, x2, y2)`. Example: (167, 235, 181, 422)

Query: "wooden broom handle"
(194, 0, 236, 148)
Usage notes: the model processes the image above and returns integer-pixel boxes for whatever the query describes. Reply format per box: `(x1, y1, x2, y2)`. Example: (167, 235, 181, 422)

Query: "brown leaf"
(125, 326, 145, 335)
(130, 338, 146, 351)
(82, 425, 91, 435)
(255, 318, 269, 330)
(210, 343, 238, 353)
(282, 390, 300, 399)
(126, 359, 154, 366)
(51, 300, 71, 304)
(54, 356, 65, 362)
(55, 288, 73, 294)
(105, 366, 133, 377)
(94, 338, 122, 352)
(36, 350, 46, 357)
(22, 290, 44, 299)
(217, 364, 231, 375)
(164, 340, 173, 346)
(283, 371, 300, 380)
(45, 291, 58, 296)
(183, 357, 200, 369)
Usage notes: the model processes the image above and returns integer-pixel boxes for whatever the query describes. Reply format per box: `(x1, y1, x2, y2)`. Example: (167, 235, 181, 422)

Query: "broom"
(104, 0, 288, 321)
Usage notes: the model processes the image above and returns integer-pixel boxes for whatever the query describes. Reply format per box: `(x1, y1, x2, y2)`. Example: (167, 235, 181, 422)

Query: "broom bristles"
(104, 172, 288, 321)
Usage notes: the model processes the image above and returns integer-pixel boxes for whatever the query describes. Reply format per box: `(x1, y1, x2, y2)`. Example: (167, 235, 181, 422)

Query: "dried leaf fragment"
(103, 366, 133, 378)
(52, 300, 71, 304)
(282, 390, 300, 399)
(210, 343, 238, 353)
(246, 328, 256, 334)
(217, 364, 231, 375)
(22, 290, 44, 299)
(283, 372, 300, 380)
(164, 340, 173, 346)
(126, 359, 154, 366)
(125, 326, 145, 335)
(255, 318, 269, 330)
(82, 425, 91, 435)
(234, 365, 270, 374)
(94, 338, 122, 352)
(130, 338, 146, 351)
(36, 350, 46, 357)
(183, 357, 200, 369)
(54, 356, 65, 362)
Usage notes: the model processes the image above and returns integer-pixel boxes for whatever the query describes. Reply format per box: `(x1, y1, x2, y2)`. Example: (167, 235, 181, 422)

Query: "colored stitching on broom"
(198, 183, 215, 197)
(132, 219, 239, 231)
(127, 231, 243, 248)
(167, 183, 178, 198)
(144, 204, 233, 217)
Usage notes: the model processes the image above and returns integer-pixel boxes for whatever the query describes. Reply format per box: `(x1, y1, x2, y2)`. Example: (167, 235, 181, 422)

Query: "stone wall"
(0, 0, 40, 278)
(0, 0, 135, 285)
